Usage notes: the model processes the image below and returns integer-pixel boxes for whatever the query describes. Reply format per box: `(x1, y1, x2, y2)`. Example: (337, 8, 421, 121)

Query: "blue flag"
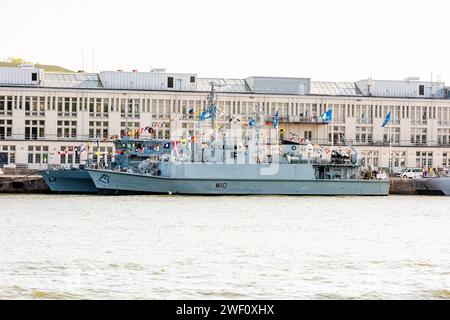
(199, 105, 216, 121)
(273, 111, 279, 129)
(381, 112, 391, 127)
(321, 109, 332, 122)
(199, 110, 210, 121)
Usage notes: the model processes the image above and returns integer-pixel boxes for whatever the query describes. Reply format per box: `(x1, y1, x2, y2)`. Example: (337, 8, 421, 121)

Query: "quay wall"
(389, 178, 416, 195)
(0, 175, 49, 193)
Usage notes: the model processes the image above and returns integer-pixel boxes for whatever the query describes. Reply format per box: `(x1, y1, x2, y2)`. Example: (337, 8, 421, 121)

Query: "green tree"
(2, 57, 32, 64)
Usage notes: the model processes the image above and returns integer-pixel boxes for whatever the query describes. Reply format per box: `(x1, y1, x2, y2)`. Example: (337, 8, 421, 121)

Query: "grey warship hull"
(87, 168, 390, 196)
(40, 138, 172, 194)
(413, 177, 450, 196)
(41, 169, 98, 194)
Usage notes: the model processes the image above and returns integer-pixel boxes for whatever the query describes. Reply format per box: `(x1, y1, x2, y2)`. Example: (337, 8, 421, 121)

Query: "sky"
(1, 0, 449, 82)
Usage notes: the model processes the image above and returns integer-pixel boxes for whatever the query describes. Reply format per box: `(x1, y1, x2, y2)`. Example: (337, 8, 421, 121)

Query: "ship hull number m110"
(215, 182, 228, 189)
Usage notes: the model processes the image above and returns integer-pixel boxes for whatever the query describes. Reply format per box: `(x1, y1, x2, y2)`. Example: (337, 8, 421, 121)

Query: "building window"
(152, 122, 169, 139)
(443, 152, 450, 168)
(0, 145, 15, 165)
(416, 151, 433, 168)
(168, 77, 174, 88)
(419, 85, 425, 96)
(390, 151, 406, 169)
(120, 98, 140, 119)
(162, 99, 173, 119)
(87, 97, 109, 117)
(331, 104, 345, 123)
(89, 121, 109, 139)
(438, 107, 449, 126)
(356, 105, 373, 124)
(328, 126, 346, 145)
(438, 129, 450, 146)
(411, 106, 427, 125)
(93, 146, 113, 166)
(0, 96, 13, 115)
(356, 127, 373, 144)
(360, 150, 379, 168)
(88, 98, 95, 113)
(58, 97, 77, 117)
(24, 96, 45, 116)
(303, 131, 312, 141)
(57, 121, 77, 138)
(27, 145, 48, 164)
(25, 120, 45, 140)
(383, 127, 400, 144)
(410, 128, 427, 145)
(0, 119, 13, 140)
(59, 146, 80, 165)
(120, 121, 141, 136)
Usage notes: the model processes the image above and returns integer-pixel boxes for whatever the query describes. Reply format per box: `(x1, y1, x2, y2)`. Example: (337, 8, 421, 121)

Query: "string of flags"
(120, 122, 165, 138)
(49, 107, 338, 157)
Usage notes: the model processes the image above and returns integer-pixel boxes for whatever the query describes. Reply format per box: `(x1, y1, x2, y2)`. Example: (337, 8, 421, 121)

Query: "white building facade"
(1, 65, 450, 172)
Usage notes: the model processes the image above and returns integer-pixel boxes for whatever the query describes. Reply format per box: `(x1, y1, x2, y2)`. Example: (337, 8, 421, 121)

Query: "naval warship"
(87, 148, 390, 196)
(41, 137, 171, 193)
(412, 177, 450, 195)
(87, 84, 390, 196)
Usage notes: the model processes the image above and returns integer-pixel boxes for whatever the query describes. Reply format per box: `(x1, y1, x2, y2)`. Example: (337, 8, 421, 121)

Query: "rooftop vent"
(405, 76, 420, 81)
(150, 68, 166, 73)
(18, 64, 35, 69)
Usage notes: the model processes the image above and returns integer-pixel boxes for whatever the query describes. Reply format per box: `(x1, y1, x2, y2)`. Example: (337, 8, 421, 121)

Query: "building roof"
(41, 73, 103, 89)
(197, 78, 251, 93)
(0, 65, 448, 99)
(0, 62, 74, 73)
(310, 81, 362, 96)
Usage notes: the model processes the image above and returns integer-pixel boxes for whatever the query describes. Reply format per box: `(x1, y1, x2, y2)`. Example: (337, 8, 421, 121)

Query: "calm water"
(0, 194, 449, 300)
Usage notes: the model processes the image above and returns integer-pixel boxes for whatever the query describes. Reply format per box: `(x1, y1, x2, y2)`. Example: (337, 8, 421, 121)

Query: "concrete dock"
(389, 178, 417, 195)
(0, 175, 49, 193)
(0, 167, 50, 193)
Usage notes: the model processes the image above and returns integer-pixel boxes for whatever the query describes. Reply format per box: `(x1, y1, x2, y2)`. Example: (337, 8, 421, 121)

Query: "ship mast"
(207, 82, 218, 160)
(255, 103, 262, 163)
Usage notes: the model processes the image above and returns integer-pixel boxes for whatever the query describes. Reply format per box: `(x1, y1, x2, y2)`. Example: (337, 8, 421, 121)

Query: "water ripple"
(0, 194, 449, 299)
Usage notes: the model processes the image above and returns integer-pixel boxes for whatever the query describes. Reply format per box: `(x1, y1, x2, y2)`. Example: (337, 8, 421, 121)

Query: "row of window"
(2, 95, 450, 125)
(329, 126, 450, 146)
(3, 142, 449, 169)
(2, 117, 450, 146)
(359, 150, 450, 169)
(25, 145, 112, 165)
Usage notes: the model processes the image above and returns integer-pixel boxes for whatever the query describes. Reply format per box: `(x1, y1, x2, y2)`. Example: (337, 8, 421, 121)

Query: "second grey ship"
(41, 137, 171, 193)
(413, 177, 450, 196)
